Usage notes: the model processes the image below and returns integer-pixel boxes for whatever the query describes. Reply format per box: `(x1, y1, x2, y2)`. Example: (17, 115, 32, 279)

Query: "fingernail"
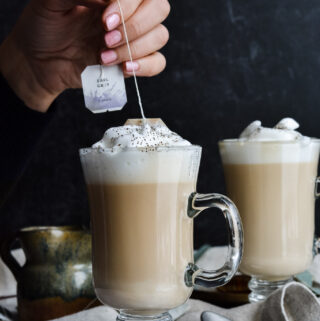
(126, 61, 140, 72)
(106, 14, 120, 30)
(105, 30, 122, 47)
(101, 50, 118, 64)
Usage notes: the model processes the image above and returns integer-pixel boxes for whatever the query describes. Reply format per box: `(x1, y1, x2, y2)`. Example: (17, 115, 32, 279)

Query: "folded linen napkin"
(257, 282, 320, 321)
(200, 282, 320, 321)
(0, 249, 24, 297)
(51, 282, 319, 321)
(51, 302, 190, 321)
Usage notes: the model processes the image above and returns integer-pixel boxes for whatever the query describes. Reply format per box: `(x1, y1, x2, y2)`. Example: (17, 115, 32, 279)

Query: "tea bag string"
(117, 0, 146, 121)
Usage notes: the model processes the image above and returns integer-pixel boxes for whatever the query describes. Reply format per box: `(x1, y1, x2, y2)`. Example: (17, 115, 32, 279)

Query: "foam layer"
(220, 118, 320, 164)
(239, 118, 302, 141)
(80, 119, 200, 184)
(92, 119, 191, 151)
(80, 147, 201, 184)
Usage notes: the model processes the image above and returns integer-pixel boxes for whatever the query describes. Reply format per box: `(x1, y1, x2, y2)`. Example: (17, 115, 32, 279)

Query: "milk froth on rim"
(219, 118, 320, 164)
(80, 121, 201, 184)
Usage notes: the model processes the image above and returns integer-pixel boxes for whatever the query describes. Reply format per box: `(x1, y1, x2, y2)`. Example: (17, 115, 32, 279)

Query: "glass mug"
(80, 145, 243, 321)
(219, 139, 320, 302)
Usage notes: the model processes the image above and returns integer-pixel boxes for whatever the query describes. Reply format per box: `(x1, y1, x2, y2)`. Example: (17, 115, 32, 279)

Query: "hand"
(0, 0, 170, 112)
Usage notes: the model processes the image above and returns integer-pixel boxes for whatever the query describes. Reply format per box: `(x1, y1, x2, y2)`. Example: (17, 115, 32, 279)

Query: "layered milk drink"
(219, 118, 320, 281)
(80, 119, 199, 313)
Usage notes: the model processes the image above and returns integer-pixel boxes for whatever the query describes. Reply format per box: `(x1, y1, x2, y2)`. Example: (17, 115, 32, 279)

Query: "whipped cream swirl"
(239, 118, 306, 141)
(92, 121, 191, 151)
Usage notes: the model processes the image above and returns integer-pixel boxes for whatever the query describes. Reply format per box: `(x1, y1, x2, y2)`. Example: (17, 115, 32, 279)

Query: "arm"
(0, 0, 170, 205)
(0, 76, 56, 207)
(0, 0, 170, 113)
(0, 39, 57, 207)
(0, 36, 57, 112)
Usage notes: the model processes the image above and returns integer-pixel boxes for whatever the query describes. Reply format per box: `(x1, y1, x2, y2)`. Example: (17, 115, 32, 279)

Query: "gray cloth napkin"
(50, 302, 189, 321)
(257, 282, 320, 321)
(51, 282, 320, 321)
(194, 282, 320, 321)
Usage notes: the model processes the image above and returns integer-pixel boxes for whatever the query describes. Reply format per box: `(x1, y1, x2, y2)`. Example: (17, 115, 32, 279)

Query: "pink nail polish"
(106, 14, 120, 30)
(126, 61, 140, 72)
(101, 50, 118, 64)
(105, 30, 122, 47)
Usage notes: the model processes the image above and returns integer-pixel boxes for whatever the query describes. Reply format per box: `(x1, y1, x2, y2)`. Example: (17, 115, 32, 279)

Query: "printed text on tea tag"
(81, 65, 127, 113)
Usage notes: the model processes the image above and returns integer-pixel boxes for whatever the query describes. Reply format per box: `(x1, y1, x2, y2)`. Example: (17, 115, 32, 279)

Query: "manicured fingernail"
(105, 30, 122, 47)
(101, 50, 118, 64)
(106, 14, 120, 30)
(126, 61, 140, 72)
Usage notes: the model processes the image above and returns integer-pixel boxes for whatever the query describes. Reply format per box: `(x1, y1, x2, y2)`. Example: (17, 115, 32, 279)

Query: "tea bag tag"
(81, 65, 127, 113)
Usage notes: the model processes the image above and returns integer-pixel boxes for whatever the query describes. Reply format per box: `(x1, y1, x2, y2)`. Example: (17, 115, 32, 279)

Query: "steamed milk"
(219, 119, 320, 281)
(80, 120, 196, 312)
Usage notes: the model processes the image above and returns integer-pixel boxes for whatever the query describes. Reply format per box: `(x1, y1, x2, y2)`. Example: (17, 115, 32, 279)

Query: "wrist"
(0, 37, 58, 113)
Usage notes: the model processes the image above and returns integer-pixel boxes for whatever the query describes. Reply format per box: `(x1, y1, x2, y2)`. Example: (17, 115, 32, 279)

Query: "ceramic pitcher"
(0, 226, 96, 321)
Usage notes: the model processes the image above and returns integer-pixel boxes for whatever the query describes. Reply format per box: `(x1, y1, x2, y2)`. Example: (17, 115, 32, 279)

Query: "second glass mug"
(80, 144, 243, 321)
(219, 139, 320, 302)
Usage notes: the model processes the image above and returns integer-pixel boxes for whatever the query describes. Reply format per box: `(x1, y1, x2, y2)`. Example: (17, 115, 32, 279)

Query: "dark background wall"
(1, 0, 320, 248)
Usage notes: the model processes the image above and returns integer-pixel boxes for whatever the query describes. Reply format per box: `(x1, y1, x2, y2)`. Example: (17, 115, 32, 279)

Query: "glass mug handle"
(315, 177, 320, 198)
(314, 177, 320, 254)
(185, 192, 243, 288)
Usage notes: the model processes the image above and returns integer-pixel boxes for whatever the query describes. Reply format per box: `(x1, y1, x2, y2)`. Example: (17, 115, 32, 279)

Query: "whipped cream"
(80, 119, 199, 184)
(239, 118, 304, 141)
(219, 118, 320, 164)
(92, 121, 191, 151)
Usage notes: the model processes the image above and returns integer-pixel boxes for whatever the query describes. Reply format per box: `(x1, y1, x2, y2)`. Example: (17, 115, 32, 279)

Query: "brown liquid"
(87, 182, 194, 313)
(223, 162, 317, 280)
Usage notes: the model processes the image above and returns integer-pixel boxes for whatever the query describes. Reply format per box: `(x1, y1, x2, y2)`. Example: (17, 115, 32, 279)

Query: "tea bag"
(81, 65, 127, 113)
(81, 0, 145, 117)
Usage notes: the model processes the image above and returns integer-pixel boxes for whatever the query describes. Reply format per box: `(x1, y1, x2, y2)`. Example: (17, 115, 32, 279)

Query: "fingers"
(123, 52, 166, 77)
(104, 0, 171, 48)
(101, 24, 169, 65)
(102, 0, 143, 31)
(100, 0, 170, 78)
